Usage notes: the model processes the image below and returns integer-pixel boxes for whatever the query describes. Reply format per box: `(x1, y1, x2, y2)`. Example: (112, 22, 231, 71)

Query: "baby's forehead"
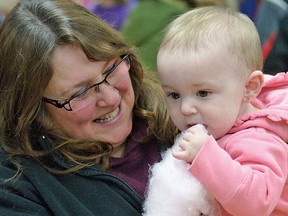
(158, 45, 249, 79)
(158, 42, 231, 61)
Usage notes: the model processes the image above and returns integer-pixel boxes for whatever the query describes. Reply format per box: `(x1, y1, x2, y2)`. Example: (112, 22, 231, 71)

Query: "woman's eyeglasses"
(43, 54, 131, 111)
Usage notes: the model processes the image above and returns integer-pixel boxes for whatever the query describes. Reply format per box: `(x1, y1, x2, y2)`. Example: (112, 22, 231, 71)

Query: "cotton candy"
(143, 125, 219, 216)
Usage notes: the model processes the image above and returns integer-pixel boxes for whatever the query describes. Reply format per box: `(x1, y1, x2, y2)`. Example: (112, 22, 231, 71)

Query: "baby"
(144, 6, 288, 216)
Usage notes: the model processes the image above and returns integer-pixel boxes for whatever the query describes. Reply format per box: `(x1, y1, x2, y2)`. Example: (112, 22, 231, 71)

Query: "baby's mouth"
(187, 123, 207, 130)
(94, 107, 120, 123)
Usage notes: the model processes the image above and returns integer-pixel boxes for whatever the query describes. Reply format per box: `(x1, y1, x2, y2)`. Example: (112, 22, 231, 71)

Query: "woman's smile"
(94, 106, 120, 123)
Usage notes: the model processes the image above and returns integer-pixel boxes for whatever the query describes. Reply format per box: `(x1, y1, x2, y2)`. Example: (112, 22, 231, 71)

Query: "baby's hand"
(172, 124, 209, 163)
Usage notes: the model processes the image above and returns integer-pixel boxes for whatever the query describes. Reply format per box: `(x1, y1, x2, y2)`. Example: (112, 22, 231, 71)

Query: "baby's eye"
(197, 90, 211, 97)
(167, 92, 180, 100)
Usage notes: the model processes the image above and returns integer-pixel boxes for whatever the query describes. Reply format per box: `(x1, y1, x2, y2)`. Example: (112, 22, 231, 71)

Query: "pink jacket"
(188, 73, 288, 216)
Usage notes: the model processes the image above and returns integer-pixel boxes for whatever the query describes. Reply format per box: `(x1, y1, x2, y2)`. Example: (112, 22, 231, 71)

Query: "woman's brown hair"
(0, 0, 177, 174)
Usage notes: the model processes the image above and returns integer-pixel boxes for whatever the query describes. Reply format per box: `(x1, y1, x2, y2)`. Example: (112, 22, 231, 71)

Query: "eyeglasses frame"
(42, 53, 130, 111)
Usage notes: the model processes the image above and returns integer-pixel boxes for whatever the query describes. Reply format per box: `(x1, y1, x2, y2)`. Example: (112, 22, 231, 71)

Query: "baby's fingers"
(172, 149, 191, 162)
(173, 140, 196, 162)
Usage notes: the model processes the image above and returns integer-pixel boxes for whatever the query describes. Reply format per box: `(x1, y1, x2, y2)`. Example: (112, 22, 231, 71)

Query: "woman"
(0, 0, 177, 215)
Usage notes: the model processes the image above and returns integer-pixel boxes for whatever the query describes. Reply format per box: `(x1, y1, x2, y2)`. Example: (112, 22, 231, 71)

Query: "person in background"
(88, 0, 139, 31)
(255, 0, 288, 61)
(90, 0, 234, 72)
(89, 0, 188, 72)
(255, 0, 288, 75)
(120, 0, 188, 72)
(156, 6, 288, 215)
(239, 0, 261, 21)
(121, 0, 238, 72)
(263, 11, 288, 75)
(0, 0, 177, 215)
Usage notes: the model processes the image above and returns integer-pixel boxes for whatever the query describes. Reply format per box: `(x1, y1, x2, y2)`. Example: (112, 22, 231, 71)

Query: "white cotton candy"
(142, 125, 219, 216)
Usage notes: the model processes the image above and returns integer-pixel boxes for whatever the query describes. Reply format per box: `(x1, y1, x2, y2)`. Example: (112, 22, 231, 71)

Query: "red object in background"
(262, 31, 277, 62)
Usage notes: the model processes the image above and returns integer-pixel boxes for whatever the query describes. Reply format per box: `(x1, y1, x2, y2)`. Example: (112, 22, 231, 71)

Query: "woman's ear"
(243, 70, 264, 103)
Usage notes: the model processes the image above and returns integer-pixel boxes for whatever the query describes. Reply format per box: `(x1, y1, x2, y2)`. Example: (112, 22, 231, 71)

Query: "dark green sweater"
(0, 151, 144, 216)
(0, 125, 165, 215)
(121, 0, 188, 72)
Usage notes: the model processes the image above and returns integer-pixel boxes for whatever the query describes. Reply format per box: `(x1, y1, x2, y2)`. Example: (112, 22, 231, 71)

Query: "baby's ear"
(243, 70, 264, 103)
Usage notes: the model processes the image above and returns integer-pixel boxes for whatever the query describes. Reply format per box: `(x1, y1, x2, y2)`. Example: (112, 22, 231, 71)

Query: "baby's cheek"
(170, 114, 184, 131)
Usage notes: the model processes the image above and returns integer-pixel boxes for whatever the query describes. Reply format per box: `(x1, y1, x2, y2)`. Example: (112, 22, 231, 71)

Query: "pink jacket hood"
(231, 72, 288, 142)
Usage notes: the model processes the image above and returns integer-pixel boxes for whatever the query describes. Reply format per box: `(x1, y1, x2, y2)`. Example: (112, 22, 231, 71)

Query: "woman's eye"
(197, 90, 210, 97)
(104, 59, 118, 77)
(167, 92, 180, 100)
(105, 63, 116, 75)
(72, 87, 90, 100)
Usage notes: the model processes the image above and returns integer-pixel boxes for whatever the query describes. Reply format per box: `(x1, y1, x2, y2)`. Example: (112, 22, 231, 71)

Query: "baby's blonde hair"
(159, 6, 263, 76)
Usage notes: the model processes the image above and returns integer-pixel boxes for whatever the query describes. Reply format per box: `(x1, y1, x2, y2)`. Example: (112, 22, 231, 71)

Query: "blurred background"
(1, 0, 287, 74)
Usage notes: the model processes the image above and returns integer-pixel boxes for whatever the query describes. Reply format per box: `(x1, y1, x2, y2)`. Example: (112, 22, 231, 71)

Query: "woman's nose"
(95, 84, 120, 107)
(180, 98, 197, 116)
